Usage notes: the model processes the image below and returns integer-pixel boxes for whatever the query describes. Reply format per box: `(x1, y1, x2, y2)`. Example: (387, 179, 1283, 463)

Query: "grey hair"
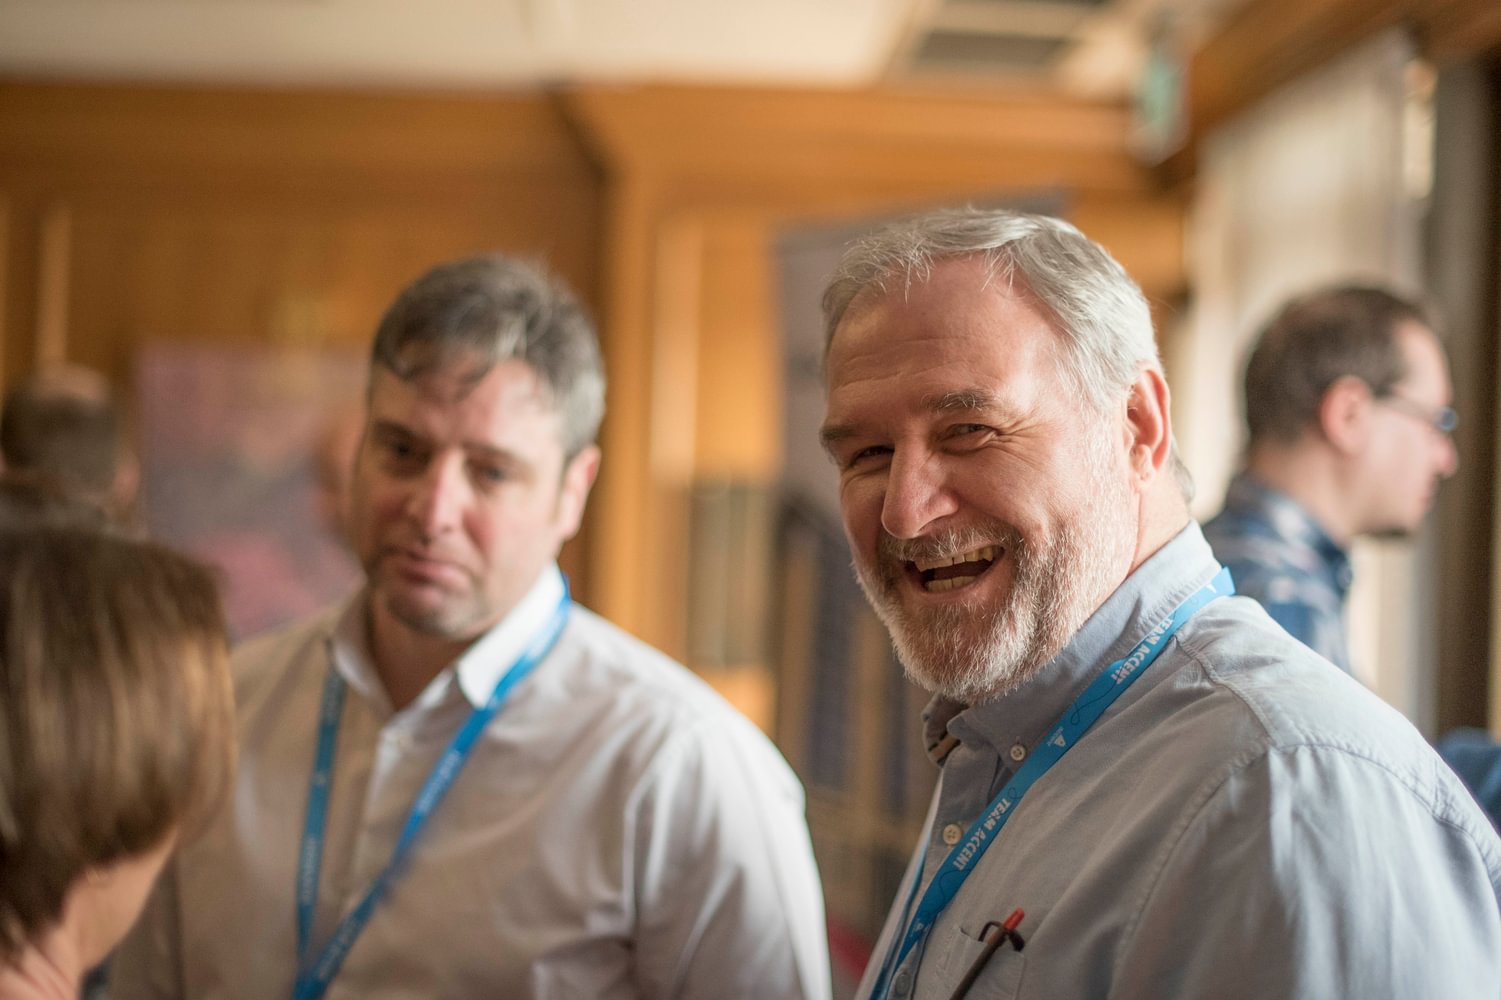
(371, 254, 605, 459)
(821, 207, 1193, 501)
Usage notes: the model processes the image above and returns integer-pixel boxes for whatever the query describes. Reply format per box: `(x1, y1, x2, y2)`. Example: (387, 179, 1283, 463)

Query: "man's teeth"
(926, 576, 976, 593)
(913, 546, 998, 572)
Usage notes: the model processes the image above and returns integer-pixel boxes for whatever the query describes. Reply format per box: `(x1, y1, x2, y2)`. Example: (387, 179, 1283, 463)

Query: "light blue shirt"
(858, 524, 1501, 1000)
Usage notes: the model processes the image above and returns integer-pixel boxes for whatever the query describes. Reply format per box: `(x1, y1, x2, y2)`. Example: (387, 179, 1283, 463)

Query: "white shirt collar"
(452, 565, 566, 708)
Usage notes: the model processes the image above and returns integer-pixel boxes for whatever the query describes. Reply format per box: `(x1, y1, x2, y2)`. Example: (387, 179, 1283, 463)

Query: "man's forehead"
(1394, 322, 1451, 389)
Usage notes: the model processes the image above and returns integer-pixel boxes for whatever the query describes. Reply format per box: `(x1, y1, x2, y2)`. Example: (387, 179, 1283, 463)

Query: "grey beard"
(857, 523, 1094, 704)
(854, 447, 1135, 705)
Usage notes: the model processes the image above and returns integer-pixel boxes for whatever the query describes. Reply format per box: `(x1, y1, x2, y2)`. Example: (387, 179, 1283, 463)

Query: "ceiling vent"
(891, 0, 1119, 84)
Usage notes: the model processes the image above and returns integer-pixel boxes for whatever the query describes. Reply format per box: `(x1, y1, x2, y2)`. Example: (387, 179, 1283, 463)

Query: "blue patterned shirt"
(1203, 472, 1354, 673)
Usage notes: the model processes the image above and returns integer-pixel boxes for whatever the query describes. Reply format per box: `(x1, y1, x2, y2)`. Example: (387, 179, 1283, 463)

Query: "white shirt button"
(1009, 742, 1027, 762)
(894, 968, 913, 996)
(942, 822, 963, 846)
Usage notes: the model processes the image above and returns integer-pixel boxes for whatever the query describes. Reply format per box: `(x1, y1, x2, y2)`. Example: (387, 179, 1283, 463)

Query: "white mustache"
(876, 524, 1020, 566)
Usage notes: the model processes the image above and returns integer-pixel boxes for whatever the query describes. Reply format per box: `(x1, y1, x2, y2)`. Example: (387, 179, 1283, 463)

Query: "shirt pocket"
(937, 920, 1027, 1000)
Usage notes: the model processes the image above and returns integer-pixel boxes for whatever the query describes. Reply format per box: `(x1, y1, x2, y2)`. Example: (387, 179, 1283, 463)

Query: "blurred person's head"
(820, 208, 1187, 705)
(1242, 285, 1457, 541)
(0, 529, 234, 991)
(349, 254, 603, 651)
(0, 471, 110, 532)
(0, 366, 139, 519)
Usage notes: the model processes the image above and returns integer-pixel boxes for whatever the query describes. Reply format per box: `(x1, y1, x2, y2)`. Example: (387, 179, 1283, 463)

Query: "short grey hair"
(821, 207, 1192, 500)
(371, 254, 605, 459)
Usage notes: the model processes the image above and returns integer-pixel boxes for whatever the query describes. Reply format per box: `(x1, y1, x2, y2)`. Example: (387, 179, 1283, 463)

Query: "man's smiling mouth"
(911, 545, 1000, 593)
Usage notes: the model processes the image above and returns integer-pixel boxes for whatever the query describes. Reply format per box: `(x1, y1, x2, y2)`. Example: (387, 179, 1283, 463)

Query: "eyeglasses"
(1375, 392, 1458, 435)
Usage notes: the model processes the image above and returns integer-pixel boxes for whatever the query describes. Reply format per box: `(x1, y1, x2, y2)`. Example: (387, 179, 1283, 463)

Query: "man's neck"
(367, 602, 477, 712)
(1129, 478, 1192, 576)
(1243, 445, 1357, 547)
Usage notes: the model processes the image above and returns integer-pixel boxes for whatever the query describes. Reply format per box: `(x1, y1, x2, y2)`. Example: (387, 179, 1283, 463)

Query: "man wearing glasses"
(1204, 285, 1458, 674)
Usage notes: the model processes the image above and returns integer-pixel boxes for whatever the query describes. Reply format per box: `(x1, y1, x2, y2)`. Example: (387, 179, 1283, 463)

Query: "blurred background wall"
(2, 0, 1498, 988)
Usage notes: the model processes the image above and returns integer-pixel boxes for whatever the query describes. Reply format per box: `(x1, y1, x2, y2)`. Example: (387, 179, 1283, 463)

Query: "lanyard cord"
(871, 567, 1233, 1000)
(293, 585, 572, 1000)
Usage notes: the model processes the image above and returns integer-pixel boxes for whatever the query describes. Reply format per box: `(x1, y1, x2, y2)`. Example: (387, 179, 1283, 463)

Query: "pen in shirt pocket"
(947, 909, 1026, 1000)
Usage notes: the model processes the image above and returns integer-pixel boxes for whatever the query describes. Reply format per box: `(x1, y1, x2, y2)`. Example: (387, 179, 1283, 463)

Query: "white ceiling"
(0, 0, 1237, 98)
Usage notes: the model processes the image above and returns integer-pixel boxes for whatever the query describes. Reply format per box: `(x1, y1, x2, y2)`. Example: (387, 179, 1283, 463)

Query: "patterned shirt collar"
(1221, 472, 1353, 596)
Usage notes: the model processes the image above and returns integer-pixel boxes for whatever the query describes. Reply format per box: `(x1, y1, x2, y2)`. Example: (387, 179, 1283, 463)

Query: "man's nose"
(880, 451, 957, 540)
(407, 458, 468, 537)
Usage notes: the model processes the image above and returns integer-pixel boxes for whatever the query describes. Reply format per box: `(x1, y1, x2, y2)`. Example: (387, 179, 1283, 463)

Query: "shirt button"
(941, 823, 963, 846)
(893, 968, 913, 996)
(1009, 743, 1027, 762)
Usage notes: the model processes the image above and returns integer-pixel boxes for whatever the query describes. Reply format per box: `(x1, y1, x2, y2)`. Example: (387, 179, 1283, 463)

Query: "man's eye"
(846, 445, 892, 469)
(947, 423, 996, 444)
(377, 438, 425, 469)
(473, 465, 509, 485)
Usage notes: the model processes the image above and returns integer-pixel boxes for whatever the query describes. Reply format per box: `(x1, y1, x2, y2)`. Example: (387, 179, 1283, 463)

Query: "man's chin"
(889, 624, 1022, 704)
(377, 590, 480, 641)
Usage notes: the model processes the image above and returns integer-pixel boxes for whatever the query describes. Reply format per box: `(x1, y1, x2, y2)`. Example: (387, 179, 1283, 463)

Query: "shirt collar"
(327, 565, 566, 712)
(1225, 472, 1353, 595)
(451, 565, 566, 707)
(933, 522, 1223, 761)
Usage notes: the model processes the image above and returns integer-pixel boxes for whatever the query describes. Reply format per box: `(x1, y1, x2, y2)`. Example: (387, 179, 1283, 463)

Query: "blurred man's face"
(1362, 324, 1458, 537)
(821, 257, 1138, 705)
(348, 360, 597, 643)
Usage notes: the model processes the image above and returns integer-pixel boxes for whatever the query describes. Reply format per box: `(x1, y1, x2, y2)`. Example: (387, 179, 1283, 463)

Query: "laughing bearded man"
(819, 207, 1501, 1000)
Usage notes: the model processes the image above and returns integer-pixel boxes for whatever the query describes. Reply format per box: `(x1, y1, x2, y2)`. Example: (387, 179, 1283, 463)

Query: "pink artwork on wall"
(136, 343, 367, 641)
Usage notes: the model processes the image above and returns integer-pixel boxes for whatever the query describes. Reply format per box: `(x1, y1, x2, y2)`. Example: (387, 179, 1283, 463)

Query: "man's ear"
(556, 444, 601, 540)
(1123, 367, 1172, 484)
(1317, 375, 1373, 455)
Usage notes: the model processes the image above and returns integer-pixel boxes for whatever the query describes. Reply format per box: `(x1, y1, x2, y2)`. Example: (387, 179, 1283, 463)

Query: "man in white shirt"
(112, 254, 830, 1000)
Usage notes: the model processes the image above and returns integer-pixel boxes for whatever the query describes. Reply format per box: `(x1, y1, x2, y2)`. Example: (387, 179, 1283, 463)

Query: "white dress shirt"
(113, 566, 831, 1000)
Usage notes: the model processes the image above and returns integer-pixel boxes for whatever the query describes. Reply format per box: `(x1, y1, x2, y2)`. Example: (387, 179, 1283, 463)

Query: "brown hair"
(0, 374, 122, 497)
(0, 470, 111, 532)
(1243, 285, 1434, 445)
(0, 528, 235, 960)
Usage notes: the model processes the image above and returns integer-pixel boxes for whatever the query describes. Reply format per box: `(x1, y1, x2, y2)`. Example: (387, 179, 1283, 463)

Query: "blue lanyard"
(292, 585, 572, 1000)
(871, 567, 1233, 1000)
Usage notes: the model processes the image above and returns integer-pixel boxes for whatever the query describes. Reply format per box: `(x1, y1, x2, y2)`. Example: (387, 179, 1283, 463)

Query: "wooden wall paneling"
(1069, 194, 1189, 304)
(0, 84, 593, 197)
(694, 214, 781, 479)
(591, 170, 667, 643)
(0, 197, 8, 386)
(0, 199, 41, 385)
(566, 84, 1161, 207)
(33, 202, 70, 368)
(643, 215, 704, 661)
